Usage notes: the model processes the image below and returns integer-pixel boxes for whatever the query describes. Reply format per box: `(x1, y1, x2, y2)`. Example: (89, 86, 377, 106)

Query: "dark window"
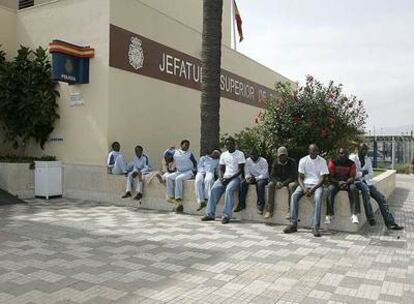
(19, 0, 34, 9)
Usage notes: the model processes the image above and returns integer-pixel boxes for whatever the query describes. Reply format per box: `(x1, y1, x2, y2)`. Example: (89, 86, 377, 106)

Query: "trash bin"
(34, 161, 63, 199)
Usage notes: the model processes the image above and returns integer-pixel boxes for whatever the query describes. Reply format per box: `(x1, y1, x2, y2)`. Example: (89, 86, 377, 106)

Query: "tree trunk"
(200, 0, 223, 156)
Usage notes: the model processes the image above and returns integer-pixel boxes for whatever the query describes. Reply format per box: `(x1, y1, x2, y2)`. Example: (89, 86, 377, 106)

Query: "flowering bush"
(230, 76, 367, 161)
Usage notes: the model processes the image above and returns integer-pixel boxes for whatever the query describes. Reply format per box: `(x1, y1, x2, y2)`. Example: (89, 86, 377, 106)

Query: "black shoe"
(312, 228, 321, 237)
(283, 224, 297, 234)
(176, 204, 184, 213)
(368, 218, 377, 226)
(388, 224, 404, 230)
(133, 193, 143, 201)
(121, 192, 132, 199)
(196, 202, 206, 211)
(234, 206, 245, 212)
(201, 215, 215, 221)
(221, 217, 230, 224)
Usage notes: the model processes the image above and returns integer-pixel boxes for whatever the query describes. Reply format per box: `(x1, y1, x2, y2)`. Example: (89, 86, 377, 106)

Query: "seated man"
(122, 145, 151, 201)
(350, 143, 403, 230)
(195, 149, 221, 211)
(326, 148, 360, 225)
(264, 146, 297, 219)
(107, 141, 128, 175)
(284, 144, 329, 237)
(166, 139, 197, 212)
(235, 148, 269, 214)
(202, 137, 245, 224)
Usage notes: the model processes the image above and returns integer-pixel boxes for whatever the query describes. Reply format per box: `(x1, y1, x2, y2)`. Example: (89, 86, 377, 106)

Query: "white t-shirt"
(219, 150, 246, 178)
(298, 155, 329, 186)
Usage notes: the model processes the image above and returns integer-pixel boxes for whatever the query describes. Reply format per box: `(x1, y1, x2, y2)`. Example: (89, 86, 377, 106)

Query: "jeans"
(195, 172, 215, 204)
(206, 178, 241, 219)
(368, 184, 396, 226)
(266, 181, 298, 214)
(238, 179, 269, 211)
(354, 181, 374, 220)
(327, 184, 359, 216)
(166, 170, 194, 199)
(290, 186, 323, 229)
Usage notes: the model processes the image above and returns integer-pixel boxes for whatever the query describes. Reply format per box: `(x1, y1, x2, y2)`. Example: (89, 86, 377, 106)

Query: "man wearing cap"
(264, 147, 298, 219)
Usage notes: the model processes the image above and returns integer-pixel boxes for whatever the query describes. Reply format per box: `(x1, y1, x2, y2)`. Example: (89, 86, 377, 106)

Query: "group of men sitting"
(107, 138, 403, 237)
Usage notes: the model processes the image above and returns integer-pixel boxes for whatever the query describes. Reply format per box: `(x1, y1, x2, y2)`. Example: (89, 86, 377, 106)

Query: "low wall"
(0, 162, 397, 232)
(62, 164, 396, 233)
(0, 163, 34, 198)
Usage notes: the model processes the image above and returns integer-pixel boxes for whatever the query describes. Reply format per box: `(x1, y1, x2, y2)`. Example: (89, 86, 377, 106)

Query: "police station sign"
(109, 24, 275, 108)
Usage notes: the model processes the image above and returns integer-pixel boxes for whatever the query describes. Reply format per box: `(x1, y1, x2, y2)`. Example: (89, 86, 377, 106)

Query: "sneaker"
(133, 193, 142, 201)
(325, 215, 332, 225)
(312, 227, 321, 237)
(121, 192, 132, 199)
(351, 214, 359, 224)
(201, 215, 215, 221)
(234, 205, 245, 212)
(166, 197, 176, 204)
(155, 173, 164, 183)
(368, 218, 377, 226)
(263, 211, 271, 219)
(221, 217, 230, 224)
(388, 224, 404, 230)
(283, 224, 297, 234)
(257, 209, 263, 215)
(176, 204, 184, 213)
(196, 201, 206, 211)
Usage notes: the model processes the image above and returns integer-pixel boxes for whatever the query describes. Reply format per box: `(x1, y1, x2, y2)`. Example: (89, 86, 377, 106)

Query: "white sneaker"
(325, 215, 332, 225)
(351, 214, 359, 224)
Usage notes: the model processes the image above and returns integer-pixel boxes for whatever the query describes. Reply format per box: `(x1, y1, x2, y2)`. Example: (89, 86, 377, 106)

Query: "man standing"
(325, 148, 360, 225)
(122, 145, 151, 201)
(284, 144, 329, 237)
(202, 137, 245, 224)
(350, 143, 403, 230)
(234, 148, 269, 214)
(195, 149, 221, 211)
(107, 141, 128, 175)
(264, 147, 297, 219)
(166, 139, 197, 212)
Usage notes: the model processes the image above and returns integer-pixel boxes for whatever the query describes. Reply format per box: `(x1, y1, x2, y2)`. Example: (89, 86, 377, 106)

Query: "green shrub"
(227, 76, 367, 162)
(0, 45, 59, 154)
(395, 164, 410, 174)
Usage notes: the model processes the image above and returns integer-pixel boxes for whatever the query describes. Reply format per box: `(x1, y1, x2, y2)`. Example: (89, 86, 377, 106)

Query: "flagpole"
(232, 0, 237, 51)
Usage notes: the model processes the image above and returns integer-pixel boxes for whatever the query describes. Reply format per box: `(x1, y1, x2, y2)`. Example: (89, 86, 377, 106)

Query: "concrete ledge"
(61, 163, 396, 232)
(0, 163, 34, 198)
(0, 162, 396, 232)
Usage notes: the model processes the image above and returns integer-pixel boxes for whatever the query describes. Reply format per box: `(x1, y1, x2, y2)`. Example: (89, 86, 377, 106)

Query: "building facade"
(0, 0, 292, 169)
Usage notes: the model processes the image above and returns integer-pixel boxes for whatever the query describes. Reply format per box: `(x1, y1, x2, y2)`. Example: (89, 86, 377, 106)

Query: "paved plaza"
(0, 175, 413, 304)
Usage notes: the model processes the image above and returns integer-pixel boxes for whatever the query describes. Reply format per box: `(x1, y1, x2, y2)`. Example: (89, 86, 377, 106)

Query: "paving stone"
(0, 174, 412, 303)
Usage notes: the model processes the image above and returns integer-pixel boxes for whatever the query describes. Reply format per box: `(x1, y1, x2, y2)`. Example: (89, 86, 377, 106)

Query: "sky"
(235, 0, 414, 135)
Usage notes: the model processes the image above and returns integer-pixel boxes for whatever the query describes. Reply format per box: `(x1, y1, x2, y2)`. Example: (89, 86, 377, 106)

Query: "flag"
(233, 0, 244, 42)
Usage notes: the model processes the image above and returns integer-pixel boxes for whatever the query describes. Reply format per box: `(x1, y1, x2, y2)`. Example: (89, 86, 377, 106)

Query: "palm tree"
(200, 0, 223, 156)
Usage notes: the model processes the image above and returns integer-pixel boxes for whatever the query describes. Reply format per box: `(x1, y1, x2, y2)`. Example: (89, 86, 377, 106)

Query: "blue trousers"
(354, 181, 374, 220)
(206, 178, 241, 219)
(368, 184, 396, 226)
(238, 179, 269, 211)
(290, 186, 323, 229)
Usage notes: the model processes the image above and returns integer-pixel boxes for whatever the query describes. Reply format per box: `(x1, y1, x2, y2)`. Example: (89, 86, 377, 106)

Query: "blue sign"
(51, 53, 90, 84)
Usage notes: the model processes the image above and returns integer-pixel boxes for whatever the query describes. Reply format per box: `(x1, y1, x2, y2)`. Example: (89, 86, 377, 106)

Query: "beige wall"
(109, 0, 291, 168)
(7, 0, 291, 168)
(134, 0, 232, 48)
(0, 0, 16, 9)
(16, 0, 111, 165)
(0, 5, 16, 59)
